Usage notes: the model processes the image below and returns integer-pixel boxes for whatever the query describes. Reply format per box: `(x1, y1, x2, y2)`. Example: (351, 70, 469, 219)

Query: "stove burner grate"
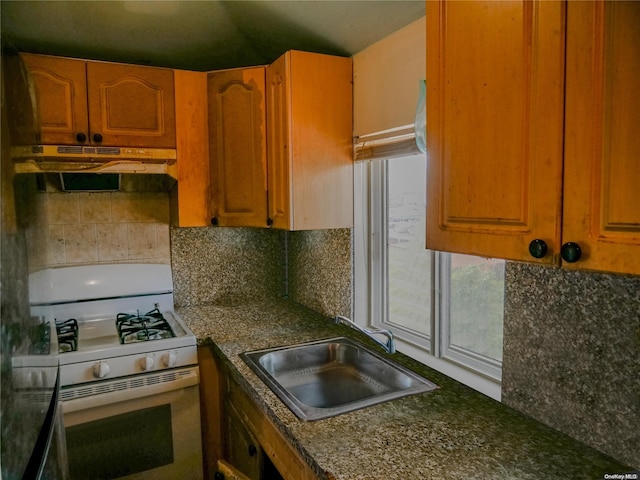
(116, 308, 176, 344)
(55, 318, 78, 353)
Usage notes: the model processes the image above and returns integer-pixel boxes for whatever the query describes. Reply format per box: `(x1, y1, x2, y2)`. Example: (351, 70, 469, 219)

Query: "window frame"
(438, 253, 503, 381)
(353, 152, 503, 400)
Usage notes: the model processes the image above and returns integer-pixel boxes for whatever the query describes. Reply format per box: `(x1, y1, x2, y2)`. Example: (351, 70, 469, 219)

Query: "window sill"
(395, 338, 502, 401)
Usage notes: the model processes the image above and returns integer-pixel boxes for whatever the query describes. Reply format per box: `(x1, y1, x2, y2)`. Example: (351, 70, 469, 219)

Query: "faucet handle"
(333, 315, 396, 354)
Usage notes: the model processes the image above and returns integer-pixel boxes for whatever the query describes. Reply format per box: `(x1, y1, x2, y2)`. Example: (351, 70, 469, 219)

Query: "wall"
(21, 181, 171, 270)
(169, 226, 353, 318)
(170, 227, 285, 308)
(502, 263, 640, 468)
(287, 228, 352, 318)
(353, 16, 425, 137)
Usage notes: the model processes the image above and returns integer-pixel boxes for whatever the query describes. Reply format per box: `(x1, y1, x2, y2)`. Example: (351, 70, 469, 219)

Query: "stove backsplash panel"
(21, 189, 171, 270)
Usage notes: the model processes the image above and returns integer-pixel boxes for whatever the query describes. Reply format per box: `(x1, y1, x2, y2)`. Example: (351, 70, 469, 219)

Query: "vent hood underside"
(11, 144, 177, 178)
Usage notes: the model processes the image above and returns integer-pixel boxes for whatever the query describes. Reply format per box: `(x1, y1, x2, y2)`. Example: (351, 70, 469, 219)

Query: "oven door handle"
(62, 367, 199, 414)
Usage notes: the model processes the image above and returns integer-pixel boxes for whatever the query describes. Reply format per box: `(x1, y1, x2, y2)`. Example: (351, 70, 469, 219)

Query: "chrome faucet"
(334, 315, 396, 354)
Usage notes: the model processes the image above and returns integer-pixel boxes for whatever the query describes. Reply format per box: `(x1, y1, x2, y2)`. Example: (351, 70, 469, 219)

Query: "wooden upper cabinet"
(266, 54, 290, 230)
(86, 62, 175, 147)
(426, 0, 565, 264)
(266, 51, 353, 231)
(562, 1, 640, 275)
(21, 54, 88, 145)
(427, 0, 640, 275)
(20, 54, 176, 148)
(208, 67, 267, 227)
(169, 70, 211, 228)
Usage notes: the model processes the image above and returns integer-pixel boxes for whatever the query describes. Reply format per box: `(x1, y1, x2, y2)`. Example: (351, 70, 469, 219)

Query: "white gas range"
(29, 263, 203, 480)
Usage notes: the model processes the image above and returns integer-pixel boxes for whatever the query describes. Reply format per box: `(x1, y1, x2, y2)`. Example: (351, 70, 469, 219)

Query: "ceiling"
(1, 1, 425, 71)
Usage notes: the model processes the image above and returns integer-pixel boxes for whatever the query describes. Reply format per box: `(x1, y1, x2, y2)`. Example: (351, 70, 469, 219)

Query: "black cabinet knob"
(76, 132, 87, 143)
(248, 444, 257, 457)
(561, 242, 582, 263)
(213, 472, 224, 480)
(266, 217, 273, 228)
(92, 133, 103, 143)
(210, 217, 218, 226)
(528, 239, 548, 259)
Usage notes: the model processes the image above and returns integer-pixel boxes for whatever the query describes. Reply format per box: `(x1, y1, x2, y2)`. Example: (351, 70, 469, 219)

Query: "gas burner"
(55, 319, 78, 353)
(116, 308, 176, 344)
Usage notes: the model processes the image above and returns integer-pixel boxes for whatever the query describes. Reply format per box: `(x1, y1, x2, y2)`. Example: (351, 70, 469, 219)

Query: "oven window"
(66, 404, 173, 479)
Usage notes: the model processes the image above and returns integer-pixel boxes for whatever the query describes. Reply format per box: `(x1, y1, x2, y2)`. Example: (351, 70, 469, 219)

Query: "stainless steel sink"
(241, 337, 438, 421)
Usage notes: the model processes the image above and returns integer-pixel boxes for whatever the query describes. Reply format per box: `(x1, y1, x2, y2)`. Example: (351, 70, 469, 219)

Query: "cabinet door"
(225, 402, 263, 480)
(267, 51, 353, 231)
(170, 70, 211, 228)
(21, 54, 88, 145)
(86, 62, 176, 147)
(197, 346, 223, 479)
(266, 53, 292, 230)
(288, 51, 353, 231)
(426, 1, 565, 263)
(226, 373, 313, 480)
(562, 1, 640, 275)
(208, 67, 268, 227)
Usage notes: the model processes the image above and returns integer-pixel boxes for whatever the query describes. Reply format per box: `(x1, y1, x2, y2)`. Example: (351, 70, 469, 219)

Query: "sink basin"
(241, 337, 438, 421)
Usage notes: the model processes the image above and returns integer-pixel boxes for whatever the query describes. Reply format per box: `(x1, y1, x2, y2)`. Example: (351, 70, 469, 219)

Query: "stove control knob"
(93, 361, 110, 379)
(162, 352, 177, 368)
(140, 355, 155, 371)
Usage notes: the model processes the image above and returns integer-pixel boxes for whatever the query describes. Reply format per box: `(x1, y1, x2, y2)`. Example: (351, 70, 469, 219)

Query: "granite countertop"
(178, 298, 631, 480)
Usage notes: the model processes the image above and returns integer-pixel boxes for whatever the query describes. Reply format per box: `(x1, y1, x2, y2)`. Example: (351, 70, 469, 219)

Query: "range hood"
(11, 145, 177, 177)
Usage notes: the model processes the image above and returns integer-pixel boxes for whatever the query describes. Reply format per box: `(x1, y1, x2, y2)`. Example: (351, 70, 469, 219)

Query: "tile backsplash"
(24, 191, 171, 269)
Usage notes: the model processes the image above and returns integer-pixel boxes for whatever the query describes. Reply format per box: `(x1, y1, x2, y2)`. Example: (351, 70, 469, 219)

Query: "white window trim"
(438, 253, 503, 383)
(353, 155, 502, 401)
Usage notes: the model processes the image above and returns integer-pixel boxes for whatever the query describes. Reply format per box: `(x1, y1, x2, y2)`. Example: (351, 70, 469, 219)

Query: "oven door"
(61, 367, 203, 480)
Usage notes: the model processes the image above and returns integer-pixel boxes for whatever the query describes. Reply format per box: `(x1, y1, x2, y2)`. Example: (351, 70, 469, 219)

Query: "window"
(355, 151, 505, 399)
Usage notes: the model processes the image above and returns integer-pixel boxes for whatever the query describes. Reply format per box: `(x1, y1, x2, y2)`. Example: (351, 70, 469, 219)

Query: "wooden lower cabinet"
(198, 345, 317, 480)
(225, 397, 284, 480)
(225, 400, 265, 480)
(198, 346, 224, 479)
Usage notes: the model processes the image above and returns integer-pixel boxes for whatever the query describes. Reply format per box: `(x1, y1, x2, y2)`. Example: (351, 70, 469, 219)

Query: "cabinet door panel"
(266, 54, 292, 230)
(426, 0, 565, 262)
(267, 51, 353, 231)
(208, 67, 267, 227)
(289, 51, 353, 231)
(563, 1, 640, 275)
(86, 62, 176, 147)
(171, 70, 211, 227)
(225, 402, 262, 480)
(21, 54, 88, 145)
